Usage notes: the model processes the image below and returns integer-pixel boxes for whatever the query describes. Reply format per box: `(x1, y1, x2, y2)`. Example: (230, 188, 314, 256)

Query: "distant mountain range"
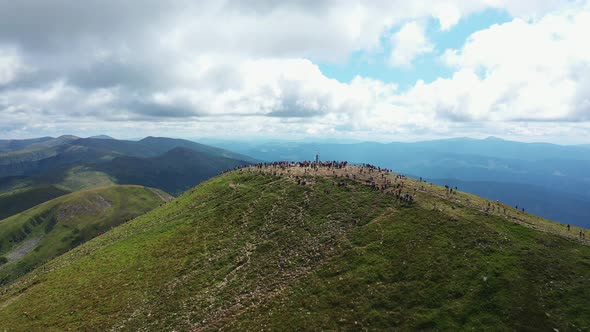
(0, 136, 253, 220)
(0, 135, 254, 178)
(206, 137, 590, 227)
(2, 135, 588, 227)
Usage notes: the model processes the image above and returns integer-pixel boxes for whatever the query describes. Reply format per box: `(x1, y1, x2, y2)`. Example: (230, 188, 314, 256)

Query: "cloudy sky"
(1, 0, 589, 143)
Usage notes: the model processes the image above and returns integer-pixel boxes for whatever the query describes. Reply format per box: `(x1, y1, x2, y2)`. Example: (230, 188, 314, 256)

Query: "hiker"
(580, 231, 583, 239)
(567, 224, 570, 231)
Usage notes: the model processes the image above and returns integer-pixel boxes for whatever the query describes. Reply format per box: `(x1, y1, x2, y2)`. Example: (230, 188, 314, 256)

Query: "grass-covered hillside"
(0, 136, 253, 204)
(0, 148, 250, 200)
(0, 185, 69, 220)
(0, 167, 118, 221)
(0, 185, 172, 285)
(0, 166, 588, 331)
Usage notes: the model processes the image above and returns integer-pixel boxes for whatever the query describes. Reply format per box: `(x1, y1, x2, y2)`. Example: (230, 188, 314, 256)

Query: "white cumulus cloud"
(0, 0, 587, 142)
(389, 21, 434, 67)
(433, 4, 590, 122)
(0, 47, 28, 86)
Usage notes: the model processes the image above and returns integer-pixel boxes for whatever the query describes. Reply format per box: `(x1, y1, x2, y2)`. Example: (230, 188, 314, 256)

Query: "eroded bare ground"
(4, 237, 41, 263)
(57, 194, 112, 220)
(148, 187, 174, 203)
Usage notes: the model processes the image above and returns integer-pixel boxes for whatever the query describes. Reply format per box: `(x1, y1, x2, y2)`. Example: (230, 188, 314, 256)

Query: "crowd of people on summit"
(220, 156, 587, 242)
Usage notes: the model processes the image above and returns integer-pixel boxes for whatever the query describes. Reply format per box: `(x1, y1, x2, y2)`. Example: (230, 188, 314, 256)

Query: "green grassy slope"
(0, 137, 253, 197)
(24, 165, 117, 193)
(0, 136, 79, 164)
(0, 176, 31, 193)
(0, 148, 249, 197)
(0, 167, 117, 221)
(0, 144, 118, 178)
(0, 185, 69, 220)
(0, 185, 171, 285)
(0, 169, 588, 331)
(0, 165, 121, 196)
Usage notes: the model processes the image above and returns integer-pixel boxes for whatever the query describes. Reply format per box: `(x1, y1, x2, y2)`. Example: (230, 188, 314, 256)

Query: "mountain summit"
(0, 164, 588, 330)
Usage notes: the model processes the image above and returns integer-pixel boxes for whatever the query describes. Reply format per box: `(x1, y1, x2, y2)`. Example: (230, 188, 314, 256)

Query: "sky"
(1, 0, 589, 144)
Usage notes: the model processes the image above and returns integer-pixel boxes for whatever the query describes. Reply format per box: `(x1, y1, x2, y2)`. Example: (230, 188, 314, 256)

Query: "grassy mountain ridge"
(206, 139, 590, 227)
(0, 136, 80, 163)
(0, 166, 588, 330)
(429, 178, 590, 227)
(0, 185, 171, 285)
(0, 137, 53, 153)
(0, 137, 253, 219)
(0, 136, 255, 178)
(0, 148, 251, 198)
(0, 143, 116, 177)
(0, 185, 69, 220)
(0, 165, 117, 194)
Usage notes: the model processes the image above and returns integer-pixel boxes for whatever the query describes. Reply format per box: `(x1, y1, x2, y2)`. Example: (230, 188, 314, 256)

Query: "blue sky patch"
(318, 8, 512, 91)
